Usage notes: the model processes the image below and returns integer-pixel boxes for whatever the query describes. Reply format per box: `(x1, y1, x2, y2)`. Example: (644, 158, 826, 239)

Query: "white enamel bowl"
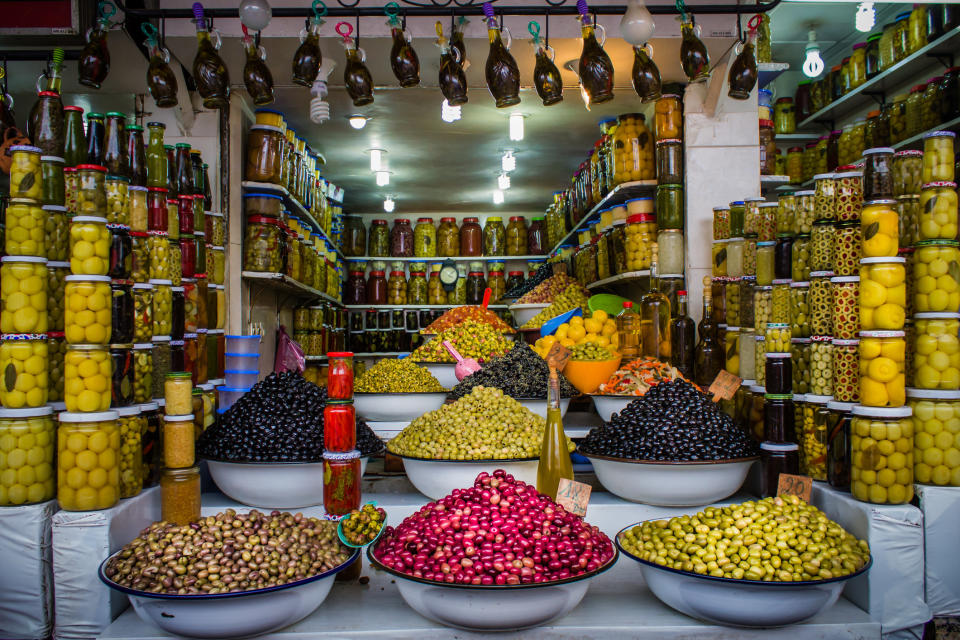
(99, 547, 360, 639)
(353, 392, 448, 422)
(515, 397, 571, 419)
(616, 523, 871, 628)
(397, 455, 539, 500)
(206, 455, 375, 508)
(367, 546, 618, 631)
(589, 394, 635, 421)
(416, 363, 459, 389)
(579, 451, 758, 506)
(508, 302, 550, 327)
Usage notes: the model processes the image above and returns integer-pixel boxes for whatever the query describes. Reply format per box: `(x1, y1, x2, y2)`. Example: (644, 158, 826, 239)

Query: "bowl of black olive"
(578, 380, 760, 507)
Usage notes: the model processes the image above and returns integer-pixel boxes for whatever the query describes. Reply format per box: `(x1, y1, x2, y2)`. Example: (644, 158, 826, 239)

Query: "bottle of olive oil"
(537, 366, 572, 499)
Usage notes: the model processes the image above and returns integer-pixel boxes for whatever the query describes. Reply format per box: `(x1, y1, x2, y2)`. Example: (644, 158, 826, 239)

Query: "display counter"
(0, 499, 56, 640)
(914, 485, 960, 617)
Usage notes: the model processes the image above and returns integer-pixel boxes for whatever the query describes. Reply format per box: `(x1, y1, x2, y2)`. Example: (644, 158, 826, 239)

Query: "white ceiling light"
(348, 115, 369, 130)
(369, 149, 384, 172)
(619, 0, 655, 46)
(376, 170, 391, 186)
(493, 189, 505, 205)
(501, 150, 516, 173)
(441, 99, 462, 123)
(383, 196, 395, 213)
(802, 30, 824, 78)
(309, 59, 336, 125)
(509, 112, 525, 141)
(855, 2, 875, 33)
(239, 0, 272, 31)
(498, 173, 511, 191)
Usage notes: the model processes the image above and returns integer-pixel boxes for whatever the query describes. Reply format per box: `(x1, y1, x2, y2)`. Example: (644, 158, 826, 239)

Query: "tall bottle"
(63, 106, 87, 167)
(670, 290, 696, 379)
(536, 367, 573, 500)
(482, 3, 521, 108)
(103, 112, 127, 177)
(340, 24, 374, 107)
(78, 6, 112, 89)
(577, 6, 615, 105)
(126, 125, 147, 187)
(388, 13, 420, 87)
(436, 22, 468, 106)
(144, 24, 179, 108)
(191, 3, 231, 109)
(241, 30, 275, 106)
(727, 30, 758, 99)
(616, 301, 641, 360)
(640, 243, 671, 361)
(29, 49, 65, 157)
(146, 122, 166, 188)
(530, 21, 563, 106)
(175, 143, 194, 196)
(291, 10, 324, 86)
(694, 276, 724, 387)
(86, 112, 106, 166)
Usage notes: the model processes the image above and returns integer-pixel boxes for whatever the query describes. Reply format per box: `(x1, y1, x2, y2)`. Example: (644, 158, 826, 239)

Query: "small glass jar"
(772, 279, 791, 325)
(860, 330, 906, 407)
(724, 327, 741, 376)
(105, 175, 130, 226)
(133, 283, 154, 343)
(165, 372, 194, 416)
(764, 392, 796, 440)
(655, 139, 683, 184)
(657, 230, 684, 275)
(862, 148, 895, 201)
(146, 187, 168, 233)
(43, 204, 70, 262)
(913, 241, 960, 313)
(765, 322, 791, 354)
(110, 344, 135, 408)
(713, 206, 730, 240)
(810, 222, 834, 272)
(830, 339, 860, 404)
(833, 223, 862, 277)
(851, 405, 914, 504)
(76, 164, 108, 215)
(70, 216, 111, 276)
(0, 406, 56, 505)
(41, 155, 65, 206)
(9, 146, 43, 200)
(6, 199, 46, 257)
(653, 96, 682, 140)
(912, 313, 960, 391)
(923, 132, 956, 184)
(835, 170, 864, 223)
(386, 271, 407, 305)
(810, 336, 834, 396)
(160, 465, 201, 525)
(1, 256, 49, 335)
(149, 279, 173, 336)
(756, 242, 775, 286)
(0, 336, 49, 409)
(786, 147, 804, 185)
(790, 281, 811, 338)
(908, 388, 960, 486)
(57, 410, 120, 511)
(656, 185, 684, 230)
(860, 257, 907, 329)
(830, 276, 860, 340)
(918, 181, 959, 241)
(893, 150, 923, 197)
(47, 262, 69, 332)
(107, 224, 132, 281)
(128, 186, 148, 233)
(813, 174, 836, 222)
(322, 450, 361, 516)
(625, 214, 656, 272)
(774, 97, 796, 134)
(177, 195, 194, 238)
(792, 338, 812, 393)
(799, 395, 831, 480)
(791, 235, 811, 283)
(243, 216, 284, 272)
(761, 442, 800, 498)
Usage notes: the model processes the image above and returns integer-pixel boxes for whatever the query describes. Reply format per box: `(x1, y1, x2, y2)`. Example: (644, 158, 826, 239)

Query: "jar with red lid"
(323, 450, 361, 516)
(181, 234, 197, 278)
(323, 401, 356, 452)
(466, 271, 486, 305)
(460, 217, 482, 256)
(345, 270, 366, 304)
(326, 352, 354, 400)
(177, 195, 194, 237)
(366, 270, 387, 305)
(528, 217, 545, 255)
(390, 219, 414, 257)
(437, 217, 459, 257)
(147, 187, 168, 232)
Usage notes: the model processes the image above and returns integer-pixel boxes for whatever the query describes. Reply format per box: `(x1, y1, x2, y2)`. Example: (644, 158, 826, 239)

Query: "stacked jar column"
(323, 353, 361, 516)
(161, 371, 199, 524)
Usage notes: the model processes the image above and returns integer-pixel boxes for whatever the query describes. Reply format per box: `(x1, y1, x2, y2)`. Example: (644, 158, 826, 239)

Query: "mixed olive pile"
(103, 510, 353, 595)
(569, 343, 616, 361)
(387, 386, 573, 460)
(580, 380, 759, 461)
(355, 358, 446, 393)
(451, 343, 577, 400)
(520, 284, 590, 329)
(340, 502, 387, 546)
(196, 371, 383, 462)
(408, 320, 514, 363)
(503, 262, 553, 300)
(619, 495, 871, 582)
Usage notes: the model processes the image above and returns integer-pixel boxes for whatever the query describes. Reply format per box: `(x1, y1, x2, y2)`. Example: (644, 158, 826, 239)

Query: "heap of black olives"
(580, 380, 759, 461)
(451, 343, 578, 399)
(503, 262, 554, 300)
(197, 371, 384, 462)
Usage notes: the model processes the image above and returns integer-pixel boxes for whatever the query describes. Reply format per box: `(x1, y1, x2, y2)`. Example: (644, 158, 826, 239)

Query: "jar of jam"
(765, 353, 792, 395)
(528, 217, 546, 255)
(466, 270, 486, 305)
(323, 449, 361, 516)
(345, 270, 366, 305)
(761, 441, 800, 497)
(460, 217, 482, 256)
(366, 270, 387, 305)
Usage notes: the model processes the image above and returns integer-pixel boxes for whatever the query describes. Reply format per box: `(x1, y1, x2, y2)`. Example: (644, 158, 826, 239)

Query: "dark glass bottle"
(680, 19, 710, 82)
(103, 112, 127, 177)
(533, 41, 563, 106)
(78, 16, 111, 89)
(176, 143, 194, 196)
(632, 45, 662, 103)
(191, 5, 231, 109)
(578, 17, 614, 105)
(242, 34, 275, 106)
(145, 30, 179, 108)
(483, 8, 521, 108)
(202, 163, 213, 210)
(165, 146, 179, 198)
(292, 15, 324, 86)
(670, 290, 696, 379)
(190, 151, 204, 197)
(86, 112, 106, 166)
(438, 33, 469, 106)
(390, 25, 420, 87)
(451, 20, 467, 69)
(694, 277, 724, 387)
(343, 38, 374, 107)
(34, 91, 65, 158)
(727, 34, 758, 99)
(126, 125, 146, 187)
(63, 106, 86, 167)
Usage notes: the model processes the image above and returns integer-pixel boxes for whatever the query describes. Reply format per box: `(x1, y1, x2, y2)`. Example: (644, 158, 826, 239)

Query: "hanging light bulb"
(369, 149, 384, 172)
(498, 173, 511, 190)
(376, 170, 391, 186)
(855, 2, 875, 33)
(383, 196, 395, 212)
(309, 59, 336, 124)
(802, 30, 824, 78)
(441, 99, 462, 122)
(239, 0, 272, 31)
(493, 189, 505, 204)
(501, 150, 516, 172)
(348, 115, 369, 129)
(509, 112, 525, 141)
(619, 0, 655, 46)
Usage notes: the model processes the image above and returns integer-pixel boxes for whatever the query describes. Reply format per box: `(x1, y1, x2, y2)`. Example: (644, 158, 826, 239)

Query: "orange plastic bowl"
(562, 356, 622, 394)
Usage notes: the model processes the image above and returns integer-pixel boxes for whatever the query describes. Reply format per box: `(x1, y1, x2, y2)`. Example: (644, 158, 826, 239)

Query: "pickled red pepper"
(323, 451, 361, 516)
(326, 352, 354, 399)
(323, 402, 356, 452)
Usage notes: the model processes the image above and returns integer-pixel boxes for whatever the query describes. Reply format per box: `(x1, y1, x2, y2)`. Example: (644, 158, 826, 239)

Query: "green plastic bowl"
(589, 293, 633, 317)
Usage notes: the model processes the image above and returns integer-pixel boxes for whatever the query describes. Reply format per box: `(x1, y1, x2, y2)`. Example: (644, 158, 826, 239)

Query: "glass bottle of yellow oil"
(616, 301, 641, 359)
(537, 367, 573, 499)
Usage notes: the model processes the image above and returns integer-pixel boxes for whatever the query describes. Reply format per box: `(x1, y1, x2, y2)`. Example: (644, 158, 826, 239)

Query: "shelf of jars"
(585, 270, 651, 290)
(344, 304, 508, 311)
(548, 180, 658, 255)
(241, 181, 345, 261)
(798, 25, 960, 129)
(304, 355, 328, 362)
(345, 255, 547, 263)
(760, 174, 790, 194)
(241, 271, 343, 306)
(890, 115, 960, 151)
(758, 62, 790, 89)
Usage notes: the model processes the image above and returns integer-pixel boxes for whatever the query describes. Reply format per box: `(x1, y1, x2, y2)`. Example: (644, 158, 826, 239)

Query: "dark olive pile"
(197, 371, 383, 462)
(451, 343, 578, 399)
(580, 380, 760, 461)
(503, 262, 553, 300)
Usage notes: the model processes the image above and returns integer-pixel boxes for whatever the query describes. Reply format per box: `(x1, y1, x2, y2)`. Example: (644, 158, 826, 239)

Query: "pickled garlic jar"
(850, 405, 914, 504)
(859, 330, 906, 408)
(907, 388, 960, 486)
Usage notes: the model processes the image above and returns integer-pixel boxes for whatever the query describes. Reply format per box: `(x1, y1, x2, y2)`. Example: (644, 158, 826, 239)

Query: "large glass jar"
(437, 217, 460, 257)
(407, 271, 427, 305)
(0, 406, 56, 505)
(460, 217, 482, 256)
(756, 241, 775, 286)
(243, 216, 283, 272)
(9, 145, 43, 200)
(70, 216, 111, 276)
(390, 219, 414, 257)
(913, 241, 960, 313)
(483, 217, 506, 256)
(1, 256, 48, 335)
(64, 275, 112, 345)
(368, 219, 389, 257)
(655, 139, 683, 184)
(922, 132, 955, 183)
(625, 214, 656, 272)
(366, 270, 387, 305)
(57, 410, 120, 510)
(912, 313, 960, 390)
(656, 185, 684, 230)
(342, 216, 366, 257)
(0, 336, 49, 409)
(893, 150, 923, 197)
(774, 98, 795, 134)
(860, 330, 907, 407)
(466, 270, 486, 305)
(794, 191, 816, 236)
(244, 124, 283, 184)
(6, 199, 46, 257)
(908, 388, 960, 486)
(505, 216, 528, 256)
(64, 345, 112, 412)
(851, 405, 914, 504)
(414, 218, 437, 258)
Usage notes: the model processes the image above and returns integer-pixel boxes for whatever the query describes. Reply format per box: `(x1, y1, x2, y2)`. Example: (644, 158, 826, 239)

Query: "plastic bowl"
(396, 455, 539, 500)
(508, 302, 550, 327)
(206, 457, 373, 508)
(367, 545, 618, 631)
(225, 352, 260, 371)
(225, 335, 262, 355)
(99, 546, 359, 639)
(561, 357, 622, 394)
(615, 523, 871, 627)
(579, 451, 758, 506)
(224, 370, 259, 389)
(353, 392, 448, 422)
(415, 362, 459, 389)
(217, 386, 250, 411)
(515, 397, 571, 419)
(589, 394, 635, 421)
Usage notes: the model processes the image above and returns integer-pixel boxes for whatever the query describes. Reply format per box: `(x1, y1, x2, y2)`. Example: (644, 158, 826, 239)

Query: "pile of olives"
(355, 358, 446, 393)
(451, 342, 578, 399)
(408, 320, 513, 364)
(569, 342, 616, 361)
(520, 284, 590, 329)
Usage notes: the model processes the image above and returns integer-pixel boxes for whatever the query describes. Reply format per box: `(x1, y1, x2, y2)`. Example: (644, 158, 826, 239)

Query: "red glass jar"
(322, 450, 361, 516)
(178, 195, 194, 237)
(390, 219, 414, 257)
(345, 270, 366, 304)
(460, 217, 482, 256)
(323, 401, 356, 452)
(180, 234, 196, 278)
(147, 187, 168, 232)
(528, 217, 546, 255)
(366, 270, 387, 305)
(326, 351, 354, 399)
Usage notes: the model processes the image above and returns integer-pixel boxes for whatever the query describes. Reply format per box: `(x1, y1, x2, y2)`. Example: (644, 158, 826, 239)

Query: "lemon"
(877, 468, 896, 487)
(887, 484, 910, 503)
(860, 377, 889, 406)
(554, 325, 569, 340)
(569, 316, 584, 327)
(874, 303, 905, 329)
(568, 325, 586, 341)
(592, 310, 608, 323)
(879, 339, 905, 361)
(860, 338, 882, 360)
(863, 233, 892, 257)
(860, 279, 887, 307)
(886, 377, 906, 406)
(868, 484, 888, 503)
(870, 264, 904, 287)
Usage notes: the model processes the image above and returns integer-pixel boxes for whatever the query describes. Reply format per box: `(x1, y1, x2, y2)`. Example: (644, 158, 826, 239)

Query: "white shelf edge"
(344, 255, 548, 262)
(586, 270, 651, 290)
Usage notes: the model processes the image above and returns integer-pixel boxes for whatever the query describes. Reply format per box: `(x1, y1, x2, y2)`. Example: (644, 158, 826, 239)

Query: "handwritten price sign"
(546, 342, 572, 372)
(777, 473, 812, 502)
(708, 370, 742, 401)
(556, 478, 591, 517)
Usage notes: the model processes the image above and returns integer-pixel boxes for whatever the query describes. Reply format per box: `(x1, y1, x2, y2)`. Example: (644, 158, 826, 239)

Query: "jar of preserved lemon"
(860, 257, 907, 330)
(57, 410, 121, 511)
(64, 275, 112, 345)
(64, 344, 113, 413)
(69, 216, 111, 276)
(613, 113, 656, 182)
(922, 131, 956, 184)
(859, 330, 907, 408)
(5, 199, 46, 257)
(0, 336, 49, 409)
(861, 199, 899, 257)
(851, 405, 914, 504)
(912, 313, 960, 390)
(908, 388, 960, 486)
(913, 241, 960, 313)
(624, 214, 656, 271)
(918, 182, 958, 240)
(0, 406, 56, 505)
(653, 97, 682, 141)
(849, 42, 868, 89)
(893, 150, 923, 196)
(1, 257, 49, 336)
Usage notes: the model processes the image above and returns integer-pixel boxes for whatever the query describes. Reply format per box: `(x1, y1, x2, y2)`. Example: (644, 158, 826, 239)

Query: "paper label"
(546, 343, 571, 372)
(708, 370, 742, 401)
(777, 473, 813, 502)
(556, 478, 591, 517)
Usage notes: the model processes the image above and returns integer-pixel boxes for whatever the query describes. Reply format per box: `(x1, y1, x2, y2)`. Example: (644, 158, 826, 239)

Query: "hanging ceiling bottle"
(337, 22, 374, 107)
(142, 23, 179, 108)
(680, 13, 710, 82)
(191, 3, 231, 109)
(576, 0, 615, 105)
(528, 21, 563, 106)
(451, 17, 469, 71)
(241, 26, 275, 105)
(78, 1, 115, 89)
(632, 45, 662, 102)
(482, 3, 521, 108)
(436, 22, 468, 106)
(727, 17, 760, 100)
(386, 3, 420, 87)
(291, 1, 326, 86)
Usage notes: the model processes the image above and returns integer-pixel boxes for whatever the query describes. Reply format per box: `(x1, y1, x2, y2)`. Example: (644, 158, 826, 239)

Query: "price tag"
(708, 370, 742, 401)
(777, 473, 813, 502)
(556, 478, 591, 517)
(546, 342, 571, 372)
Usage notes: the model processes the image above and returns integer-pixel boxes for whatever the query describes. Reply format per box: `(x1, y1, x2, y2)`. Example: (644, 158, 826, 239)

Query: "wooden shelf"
(548, 180, 658, 255)
(241, 271, 343, 306)
(241, 181, 345, 261)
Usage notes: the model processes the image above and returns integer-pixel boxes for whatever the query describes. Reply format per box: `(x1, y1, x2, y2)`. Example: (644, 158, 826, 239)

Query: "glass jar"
(436, 217, 460, 257)
(858, 199, 898, 259)
(6, 199, 46, 257)
(146, 187, 168, 233)
(366, 271, 387, 305)
(107, 224, 132, 281)
(913, 241, 960, 313)
(150, 279, 173, 336)
(792, 338, 812, 393)
(908, 388, 960, 486)
(860, 330, 907, 407)
(205, 212, 225, 247)
(0, 336, 49, 409)
(792, 235, 811, 282)
(861, 148, 894, 202)
(64, 345, 112, 412)
(792, 191, 815, 237)
(625, 214, 656, 272)
(133, 283, 154, 343)
(786, 147, 803, 185)
(652, 98, 681, 141)
(69, 216, 111, 276)
(774, 236, 794, 281)
(764, 392, 795, 439)
(921, 79, 942, 132)
(406, 271, 428, 305)
(657, 230, 684, 275)
(726, 238, 744, 279)
(9, 145, 43, 200)
(64, 275, 112, 345)
(244, 124, 284, 184)
(41, 155, 65, 206)
(460, 217, 482, 256)
(744, 239, 758, 278)
(322, 450, 361, 516)
(799, 395, 830, 480)
(127, 186, 148, 233)
(754, 335, 767, 385)
(893, 150, 923, 197)
(925, 133, 957, 186)
(500, 216, 527, 256)
(834, 170, 863, 223)
(342, 216, 366, 257)
(368, 219, 389, 257)
(160, 465, 201, 525)
(110, 344, 135, 409)
(790, 282, 811, 338)
(776, 193, 795, 237)
(389, 219, 414, 257)
(724, 327, 740, 376)
(151, 336, 171, 399)
(207, 246, 225, 285)
(829, 223, 861, 278)
(774, 98, 795, 134)
(810, 336, 834, 396)
(906, 84, 925, 137)
(180, 234, 197, 280)
(713, 206, 730, 240)
(655, 139, 683, 184)
(0, 406, 56, 505)
(851, 405, 914, 504)
(756, 241, 775, 286)
(47, 262, 68, 332)
(243, 216, 283, 272)
(75, 164, 108, 216)
(760, 442, 800, 497)
(849, 42, 868, 89)
(754, 203, 777, 243)
(772, 279, 791, 324)
(57, 410, 120, 510)
(483, 217, 506, 256)
(918, 181, 957, 243)
(345, 270, 366, 305)
(829, 275, 860, 340)
(808, 222, 834, 272)
(466, 270, 486, 305)
(105, 175, 129, 226)
(414, 217, 437, 258)
(765, 322, 791, 354)
(1, 256, 48, 335)
(912, 313, 960, 390)
(657, 185, 684, 230)
(726, 281, 742, 327)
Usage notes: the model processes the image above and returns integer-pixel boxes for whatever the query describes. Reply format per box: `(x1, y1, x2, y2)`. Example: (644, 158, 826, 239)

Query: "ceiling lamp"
(501, 150, 516, 172)
(493, 189, 505, 205)
(376, 170, 391, 186)
(239, 0, 272, 31)
(856, 2, 875, 33)
(509, 112, 525, 141)
(369, 149, 385, 172)
(348, 115, 369, 129)
(498, 173, 511, 191)
(441, 99, 462, 123)
(309, 59, 336, 124)
(619, 0, 655, 46)
(802, 30, 824, 78)
(383, 196, 395, 213)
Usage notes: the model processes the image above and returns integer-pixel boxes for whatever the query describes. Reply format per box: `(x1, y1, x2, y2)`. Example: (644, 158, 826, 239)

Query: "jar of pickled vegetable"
(500, 216, 527, 256)
(69, 216, 111, 276)
(105, 175, 130, 226)
(765, 322, 791, 353)
(790, 281, 811, 338)
(0, 335, 48, 409)
(908, 388, 960, 486)
(813, 174, 836, 222)
(368, 219, 389, 257)
(406, 271, 427, 305)
(725, 237, 744, 279)
(387, 270, 408, 305)
(774, 98, 795, 134)
(785, 147, 803, 185)
(57, 410, 120, 510)
(64, 345, 112, 412)
(893, 150, 923, 197)
(64, 275, 112, 345)
(9, 146, 42, 200)
(792, 235, 811, 282)
(743, 239, 758, 279)
(711, 241, 728, 277)
(829, 223, 861, 278)
(655, 139, 683, 184)
(365, 271, 386, 305)
(713, 206, 730, 240)
(613, 113, 656, 181)
(245, 124, 283, 184)
(860, 199, 898, 258)
(205, 212, 225, 247)
(835, 170, 864, 222)
(802, 143, 818, 183)
(0, 405, 56, 505)
(792, 338, 812, 393)
(756, 241, 775, 286)
(127, 186, 148, 233)
(772, 279, 791, 324)
(912, 313, 960, 390)
(809, 336, 834, 396)
(151, 336, 172, 399)
(754, 335, 767, 385)
(923, 132, 956, 184)
(921, 79, 942, 132)
(658, 230, 684, 275)
(146, 187, 167, 233)
(483, 217, 506, 256)
(460, 217, 482, 257)
(724, 327, 740, 376)
(653, 97, 682, 141)
(40, 155, 65, 206)
(243, 216, 283, 272)
(47, 262, 68, 332)
(807, 221, 833, 272)
(797, 395, 829, 480)
(150, 279, 173, 336)
(341, 216, 366, 257)
(6, 199, 45, 257)
(861, 149, 894, 202)
(1, 257, 48, 335)
(625, 214, 656, 272)
(133, 283, 154, 343)
(180, 234, 197, 280)
(851, 405, 913, 504)
(466, 270, 486, 305)
(859, 330, 907, 407)
(913, 241, 959, 313)
(413, 217, 437, 258)
(775, 235, 794, 281)
(657, 185, 684, 231)
(906, 85, 925, 137)
(437, 217, 459, 257)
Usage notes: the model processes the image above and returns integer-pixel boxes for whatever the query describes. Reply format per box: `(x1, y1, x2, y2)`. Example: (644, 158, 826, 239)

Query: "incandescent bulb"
(502, 150, 516, 172)
(383, 196, 395, 213)
(376, 170, 391, 186)
(509, 112, 524, 141)
(493, 189, 504, 204)
(855, 2, 875, 33)
(239, 0, 272, 32)
(498, 173, 511, 190)
(620, 0, 655, 46)
(802, 30, 824, 78)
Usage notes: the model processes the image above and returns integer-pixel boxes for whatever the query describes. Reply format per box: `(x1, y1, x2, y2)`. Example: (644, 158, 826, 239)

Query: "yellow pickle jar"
(831, 276, 861, 340)
(69, 216, 111, 276)
(800, 395, 831, 481)
(893, 150, 923, 196)
(57, 410, 121, 511)
(712, 240, 728, 277)
(912, 313, 960, 391)
(1, 256, 49, 335)
(0, 406, 56, 505)
(918, 182, 958, 241)
(9, 145, 42, 200)
(48, 263, 69, 332)
(149, 279, 173, 337)
(922, 131, 955, 184)
(754, 336, 766, 386)
(64, 344, 113, 413)
(133, 343, 154, 404)
(851, 405, 914, 504)
(105, 175, 130, 226)
(753, 285, 773, 332)
(907, 388, 960, 486)
(624, 214, 656, 272)
(813, 174, 836, 222)
(132, 283, 154, 343)
(724, 327, 740, 376)
(859, 330, 906, 408)
(809, 272, 834, 336)
(897, 196, 919, 248)
(860, 257, 906, 331)
(861, 199, 899, 257)
(128, 186, 148, 232)
(810, 335, 834, 396)
(792, 340, 811, 394)
(794, 190, 816, 235)
(913, 241, 960, 313)
(164, 372, 193, 416)
(148, 231, 171, 280)
(0, 335, 49, 409)
(6, 198, 46, 257)
(116, 405, 143, 499)
(790, 282, 811, 338)
(64, 275, 112, 345)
